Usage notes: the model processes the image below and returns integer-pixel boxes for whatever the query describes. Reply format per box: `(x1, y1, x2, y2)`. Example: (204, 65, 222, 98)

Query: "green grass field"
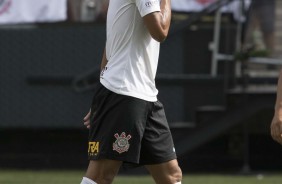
(1, 170, 282, 184)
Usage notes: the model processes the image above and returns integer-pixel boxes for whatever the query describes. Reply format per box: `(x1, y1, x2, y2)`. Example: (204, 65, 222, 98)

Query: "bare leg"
(84, 159, 122, 184)
(145, 159, 182, 184)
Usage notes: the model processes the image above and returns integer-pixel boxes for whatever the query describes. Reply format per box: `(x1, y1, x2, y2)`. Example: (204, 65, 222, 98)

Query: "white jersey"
(100, 0, 161, 102)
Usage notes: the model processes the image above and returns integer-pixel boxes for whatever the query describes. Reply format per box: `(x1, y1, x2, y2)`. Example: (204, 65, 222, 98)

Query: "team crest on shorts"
(113, 132, 132, 154)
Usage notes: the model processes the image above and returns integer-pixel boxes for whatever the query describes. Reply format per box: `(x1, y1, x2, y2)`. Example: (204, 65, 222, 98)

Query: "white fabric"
(101, 0, 161, 102)
(175, 182, 182, 184)
(80, 177, 97, 184)
(0, 0, 67, 24)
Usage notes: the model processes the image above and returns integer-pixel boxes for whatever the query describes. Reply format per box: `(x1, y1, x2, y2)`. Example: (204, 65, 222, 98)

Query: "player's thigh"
(85, 159, 122, 183)
(145, 159, 182, 184)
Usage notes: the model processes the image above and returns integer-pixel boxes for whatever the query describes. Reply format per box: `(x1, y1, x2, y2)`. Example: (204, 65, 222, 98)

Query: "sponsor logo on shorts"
(0, 0, 12, 15)
(113, 132, 132, 154)
(145, 0, 159, 8)
(88, 141, 99, 156)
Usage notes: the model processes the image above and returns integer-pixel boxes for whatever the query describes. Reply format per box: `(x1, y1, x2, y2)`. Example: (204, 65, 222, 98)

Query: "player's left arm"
(271, 69, 282, 144)
(83, 47, 108, 129)
(100, 47, 108, 71)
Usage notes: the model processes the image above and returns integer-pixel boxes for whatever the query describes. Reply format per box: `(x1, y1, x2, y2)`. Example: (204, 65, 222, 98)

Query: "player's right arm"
(100, 47, 108, 71)
(271, 69, 282, 144)
(143, 0, 171, 42)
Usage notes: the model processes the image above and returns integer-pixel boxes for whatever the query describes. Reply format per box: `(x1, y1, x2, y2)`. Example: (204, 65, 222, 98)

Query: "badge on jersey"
(113, 132, 132, 154)
(145, 0, 159, 8)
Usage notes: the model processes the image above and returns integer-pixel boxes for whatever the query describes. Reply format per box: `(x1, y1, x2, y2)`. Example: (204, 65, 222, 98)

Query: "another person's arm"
(271, 69, 282, 144)
(143, 0, 171, 42)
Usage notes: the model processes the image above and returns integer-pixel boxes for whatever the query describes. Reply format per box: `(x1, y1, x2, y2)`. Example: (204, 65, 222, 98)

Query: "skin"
(271, 69, 282, 145)
(83, 0, 182, 183)
(143, 0, 171, 42)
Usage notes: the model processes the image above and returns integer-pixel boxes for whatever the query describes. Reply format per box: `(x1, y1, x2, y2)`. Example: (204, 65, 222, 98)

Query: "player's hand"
(83, 109, 91, 129)
(270, 115, 282, 145)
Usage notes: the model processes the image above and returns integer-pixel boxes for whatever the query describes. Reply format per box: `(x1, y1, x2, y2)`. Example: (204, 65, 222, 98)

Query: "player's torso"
(102, 0, 160, 102)
(106, 0, 146, 60)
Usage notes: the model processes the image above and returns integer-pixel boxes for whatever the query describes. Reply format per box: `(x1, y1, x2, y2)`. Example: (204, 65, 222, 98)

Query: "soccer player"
(271, 69, 282, 145)
(81, 0, 182, 184)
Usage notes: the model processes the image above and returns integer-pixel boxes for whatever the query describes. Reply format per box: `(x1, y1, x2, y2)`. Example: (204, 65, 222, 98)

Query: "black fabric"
(88, 82, 176, 165)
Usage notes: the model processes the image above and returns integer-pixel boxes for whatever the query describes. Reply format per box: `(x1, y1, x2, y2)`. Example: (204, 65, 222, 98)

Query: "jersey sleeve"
(135, 0, 161, 17)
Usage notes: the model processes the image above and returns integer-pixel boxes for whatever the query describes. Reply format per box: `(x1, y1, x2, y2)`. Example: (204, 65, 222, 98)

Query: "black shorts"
(87, 82, 177, 165)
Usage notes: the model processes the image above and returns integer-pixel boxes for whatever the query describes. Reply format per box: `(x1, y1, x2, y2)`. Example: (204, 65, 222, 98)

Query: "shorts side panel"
(139, 101, 177, 165)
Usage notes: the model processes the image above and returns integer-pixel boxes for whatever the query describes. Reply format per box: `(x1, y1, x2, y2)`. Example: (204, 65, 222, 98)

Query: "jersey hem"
(141, 9, 160, 17)
(100, 79, 158, 102)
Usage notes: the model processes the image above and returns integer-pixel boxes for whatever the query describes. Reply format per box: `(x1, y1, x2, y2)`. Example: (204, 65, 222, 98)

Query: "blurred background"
(1, 0, 282, 175)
